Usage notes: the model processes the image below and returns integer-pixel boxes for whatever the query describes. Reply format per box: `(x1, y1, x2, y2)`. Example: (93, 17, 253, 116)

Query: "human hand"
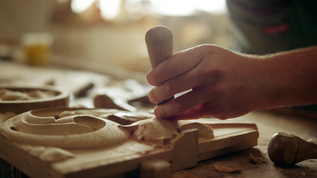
(146, 44, 267, 120)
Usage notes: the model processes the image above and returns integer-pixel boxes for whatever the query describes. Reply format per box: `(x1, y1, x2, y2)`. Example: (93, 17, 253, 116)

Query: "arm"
(146, 45, 317, 120)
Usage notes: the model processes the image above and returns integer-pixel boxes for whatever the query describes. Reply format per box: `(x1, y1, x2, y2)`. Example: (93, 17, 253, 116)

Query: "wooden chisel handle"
(145, 25, 174, 105)
(145, 25, 173, 68)
(268, 132, 317, 166)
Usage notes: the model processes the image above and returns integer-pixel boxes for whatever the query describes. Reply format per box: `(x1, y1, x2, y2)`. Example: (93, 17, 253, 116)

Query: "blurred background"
(0, 0, 233, 74)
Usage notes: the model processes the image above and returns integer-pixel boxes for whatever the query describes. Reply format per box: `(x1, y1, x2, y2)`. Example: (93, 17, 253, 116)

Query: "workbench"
(0, 61, 316, 178)
(173, 111, 317, 178)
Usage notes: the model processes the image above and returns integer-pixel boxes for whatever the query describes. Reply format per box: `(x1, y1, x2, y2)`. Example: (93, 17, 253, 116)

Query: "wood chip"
(300, 172, 306, 176)
(249, 152, 265, 164)
(214, 162, 241, 173)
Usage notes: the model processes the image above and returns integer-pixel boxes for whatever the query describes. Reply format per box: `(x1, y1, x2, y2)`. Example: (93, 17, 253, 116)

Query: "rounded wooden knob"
(145, 25, 174, 105)
(145, 25, 173, 68)
(268, 132, 317, 166)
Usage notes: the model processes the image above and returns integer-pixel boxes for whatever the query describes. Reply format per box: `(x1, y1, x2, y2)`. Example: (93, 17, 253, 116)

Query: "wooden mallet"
(268, 132, 317, 166)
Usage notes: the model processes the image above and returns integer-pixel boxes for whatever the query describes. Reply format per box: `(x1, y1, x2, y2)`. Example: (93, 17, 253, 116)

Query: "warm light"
(98, 0, 122, 20)
(150, 0, 195, 16)
(125, 0, 145, 21)
(195, 0, 226, 14)
(71, 0, 95, 13)
(150, 0, 226, 16)
(70, 0, 227, 21)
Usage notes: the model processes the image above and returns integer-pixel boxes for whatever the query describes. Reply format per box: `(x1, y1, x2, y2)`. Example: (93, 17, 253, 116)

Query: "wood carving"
(0, 108, 258, 177)
(0, 89, 56, 101)
(134, 117, 179, 145)
(178, 120, 214, 139)
(0, 86, 69, 114)
(0, 109, 130, 149)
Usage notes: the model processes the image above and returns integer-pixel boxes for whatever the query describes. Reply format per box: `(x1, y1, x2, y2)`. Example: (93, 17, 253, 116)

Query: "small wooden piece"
(170, 129, 199, 171)
(94, 94, 137, 112)
(268, 132, 317, 166)
(140, 159, 171, 178)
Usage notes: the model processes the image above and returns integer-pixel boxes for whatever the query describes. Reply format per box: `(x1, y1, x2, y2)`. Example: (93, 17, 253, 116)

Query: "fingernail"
(146, 69, 154, 85)
(154, 106, 161, 118)
(148, 89, 158, 104)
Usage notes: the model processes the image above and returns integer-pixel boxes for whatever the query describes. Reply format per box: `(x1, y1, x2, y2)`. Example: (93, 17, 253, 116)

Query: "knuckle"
(148, 88, 158, 103)
(164, 80, 177, 95)
(148, 77, 159, 86)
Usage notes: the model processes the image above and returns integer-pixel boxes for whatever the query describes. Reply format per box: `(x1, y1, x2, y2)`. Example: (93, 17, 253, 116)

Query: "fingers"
(153, 87, 208, 119)
(167, 105, 207, 120)
(146, 47, 203, 86)
(148, 69, 203, 104)
(145, 44, 257, 120)
(155, 99, 233, 120)
(147, 46, 210, 104)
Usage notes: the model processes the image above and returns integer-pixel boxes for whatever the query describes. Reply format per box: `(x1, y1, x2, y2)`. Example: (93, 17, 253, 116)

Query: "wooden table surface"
(1, 61, 317, 178)
(171, 111, 317, 178)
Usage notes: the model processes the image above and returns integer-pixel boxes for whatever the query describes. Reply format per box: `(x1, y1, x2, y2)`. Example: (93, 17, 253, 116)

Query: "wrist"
(251, 47, 317, 110)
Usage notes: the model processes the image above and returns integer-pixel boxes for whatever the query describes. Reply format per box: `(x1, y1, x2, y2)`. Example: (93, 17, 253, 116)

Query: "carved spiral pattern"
(0, 108, 137, 149)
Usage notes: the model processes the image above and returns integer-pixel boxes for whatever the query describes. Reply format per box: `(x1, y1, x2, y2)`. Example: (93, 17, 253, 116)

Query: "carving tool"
(268, 132, 317, 165)
(145, 25, 174, 105)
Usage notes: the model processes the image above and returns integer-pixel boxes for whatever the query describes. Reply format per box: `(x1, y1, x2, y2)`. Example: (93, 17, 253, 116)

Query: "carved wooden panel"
(0, 108, 258, 178)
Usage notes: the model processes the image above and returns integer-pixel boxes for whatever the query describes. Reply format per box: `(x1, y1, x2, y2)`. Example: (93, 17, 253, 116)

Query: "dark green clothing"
(226, 0, 317, 54)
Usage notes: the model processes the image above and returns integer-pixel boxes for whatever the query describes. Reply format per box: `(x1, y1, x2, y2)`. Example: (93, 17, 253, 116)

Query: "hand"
(146, 44, 267, 120)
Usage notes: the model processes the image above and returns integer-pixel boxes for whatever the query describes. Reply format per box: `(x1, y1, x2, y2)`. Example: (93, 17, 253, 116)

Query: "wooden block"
(171, 129, 199, 171)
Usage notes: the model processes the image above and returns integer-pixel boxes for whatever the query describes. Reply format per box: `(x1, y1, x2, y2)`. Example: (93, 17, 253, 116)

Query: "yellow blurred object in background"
(22, 32, 53, 66)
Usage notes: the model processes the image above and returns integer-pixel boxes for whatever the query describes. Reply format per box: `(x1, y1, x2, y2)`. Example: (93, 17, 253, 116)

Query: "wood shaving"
(249, 152, 265, 164)
(214, 162, 241, 173)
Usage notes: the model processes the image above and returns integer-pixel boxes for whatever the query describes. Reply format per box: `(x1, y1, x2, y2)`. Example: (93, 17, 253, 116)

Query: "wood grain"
(145, 25, 173, 68)
(268, 132, 317, 165)
(0, 108, 258, 177)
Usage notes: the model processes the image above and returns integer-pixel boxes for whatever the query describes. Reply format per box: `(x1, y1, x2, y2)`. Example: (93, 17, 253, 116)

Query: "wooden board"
(0, 108, 258, 178)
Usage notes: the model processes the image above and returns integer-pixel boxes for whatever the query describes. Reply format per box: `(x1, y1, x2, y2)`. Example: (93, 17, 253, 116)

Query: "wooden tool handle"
(268, 132, 317, 166)
(145, 25, 174, 105)
(145, 25, 173, 68)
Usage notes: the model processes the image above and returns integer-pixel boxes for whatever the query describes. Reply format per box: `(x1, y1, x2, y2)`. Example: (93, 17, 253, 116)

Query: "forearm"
(253, 46, 317, 110)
